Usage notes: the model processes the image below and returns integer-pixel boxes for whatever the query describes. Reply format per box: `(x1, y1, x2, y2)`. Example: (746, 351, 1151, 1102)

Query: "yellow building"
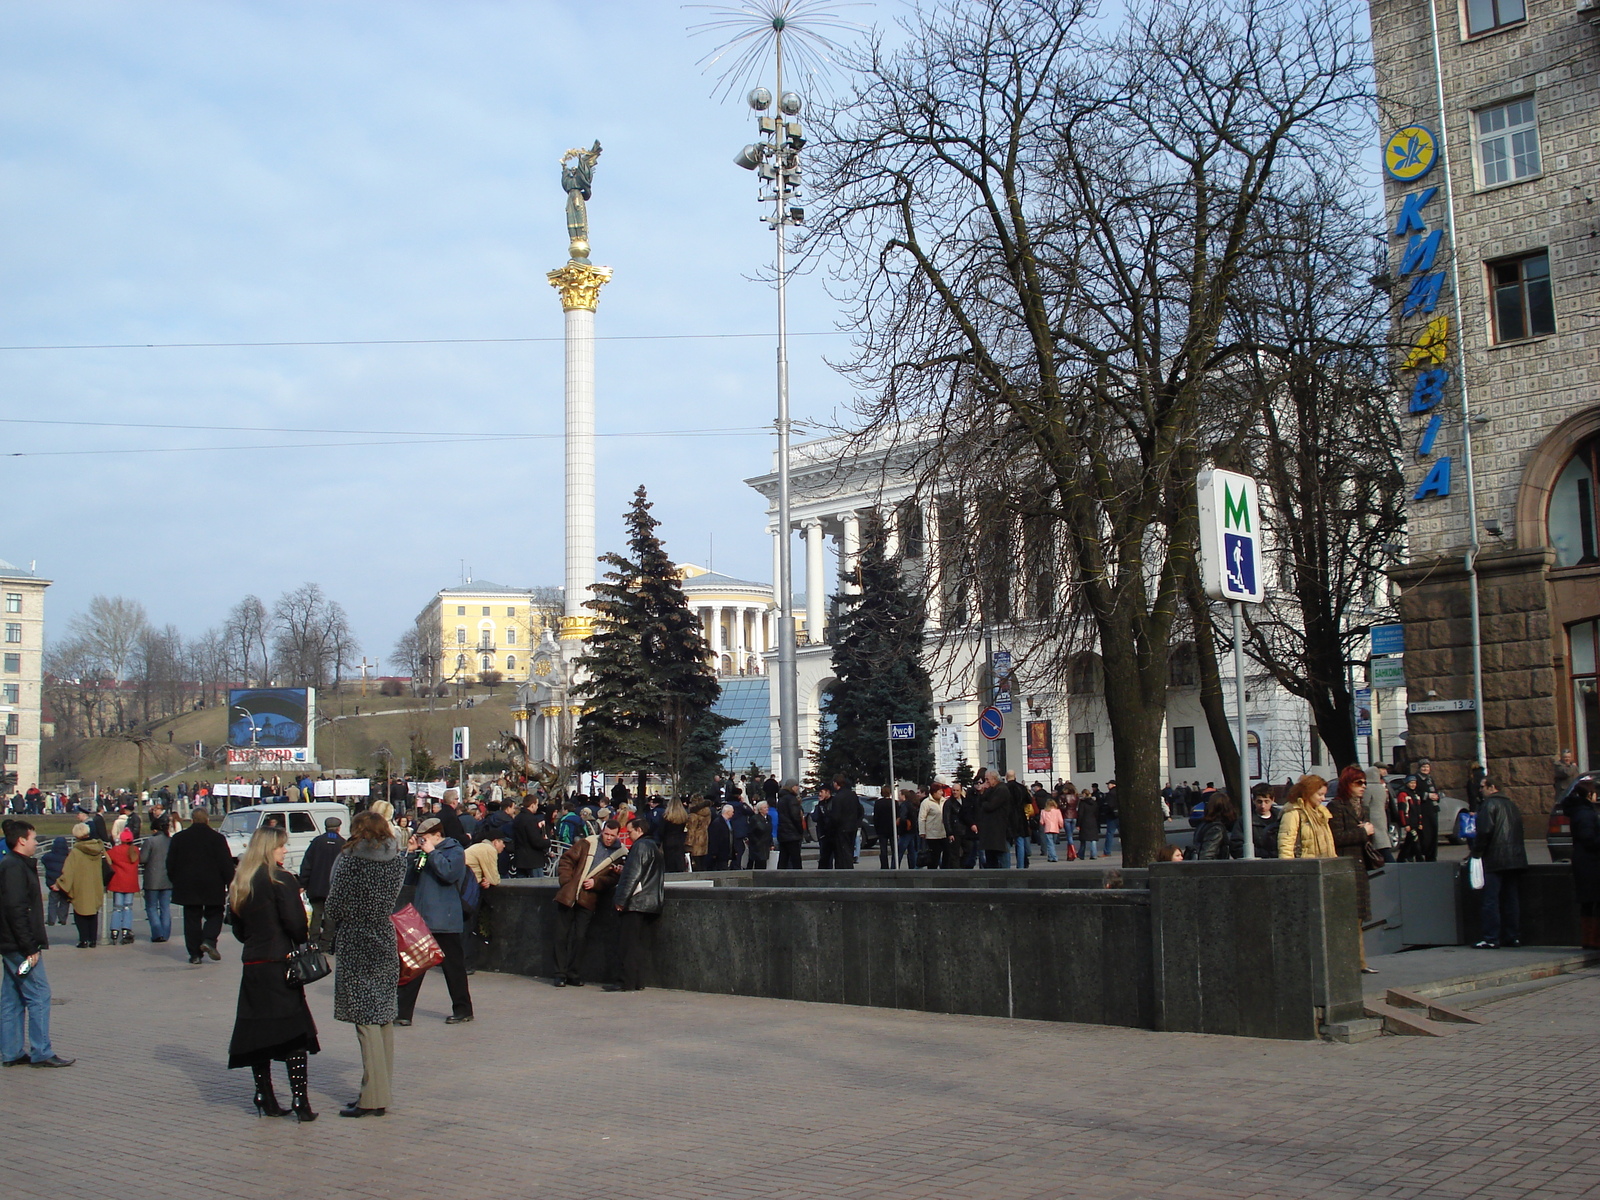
(414, 582, 559, 688)
(1, 557, 51, 793)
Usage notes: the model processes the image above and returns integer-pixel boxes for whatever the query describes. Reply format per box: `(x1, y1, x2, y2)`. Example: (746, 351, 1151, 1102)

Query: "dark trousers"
(832, 834, 856, 869)
(777, 841, 802, 870)
(747, 845, 770, 870)
(816, 837, 835, 870)
(1481, 869, 1523, 945)
(398, 930, 472, 1018)
(920, 839, 946, 869)
(307, 899, 327, 943)
(182, 904, 224, 957)
(73, 913, 98, 946)
(617, 911, 653, 990)
(960, 839, 980, 869)
(553, 904, 594, 982)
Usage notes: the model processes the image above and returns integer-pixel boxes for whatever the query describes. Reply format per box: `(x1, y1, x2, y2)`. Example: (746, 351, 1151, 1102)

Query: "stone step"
(1384, 987, 1485, 1025)
(1322, 1017, 1385, 1044)
(1362, 999, 1462, 1036)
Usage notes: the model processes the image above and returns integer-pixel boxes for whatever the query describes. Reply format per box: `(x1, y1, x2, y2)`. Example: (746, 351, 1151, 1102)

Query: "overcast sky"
(0, 1, 868, 661)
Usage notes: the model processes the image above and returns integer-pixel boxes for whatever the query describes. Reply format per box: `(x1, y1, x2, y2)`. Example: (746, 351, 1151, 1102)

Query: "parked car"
(218, 801, 352, 874)
(1547, 773, 1594, 863)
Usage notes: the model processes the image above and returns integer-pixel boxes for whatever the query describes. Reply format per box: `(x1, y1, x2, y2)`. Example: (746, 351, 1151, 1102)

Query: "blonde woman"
(227, 826, 320, 1121)
(660, 796, 690, 872)
(1277, 774, 1335, 860)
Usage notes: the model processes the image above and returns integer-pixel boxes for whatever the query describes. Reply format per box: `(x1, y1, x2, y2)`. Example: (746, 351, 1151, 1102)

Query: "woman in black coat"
(227, 826, 320, 1121)
(1565, 779, 1600, 950)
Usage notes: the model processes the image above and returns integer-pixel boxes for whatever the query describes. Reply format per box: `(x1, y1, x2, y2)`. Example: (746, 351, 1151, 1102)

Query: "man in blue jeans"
(0, 819, 74, 1068)
(1101, 783, 1121, 857)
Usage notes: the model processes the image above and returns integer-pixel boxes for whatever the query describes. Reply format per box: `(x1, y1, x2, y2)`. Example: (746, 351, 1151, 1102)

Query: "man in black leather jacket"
(607, 817, 664, 992)
(830, 777, 862, 870)
(1471, 777, 1527, 949)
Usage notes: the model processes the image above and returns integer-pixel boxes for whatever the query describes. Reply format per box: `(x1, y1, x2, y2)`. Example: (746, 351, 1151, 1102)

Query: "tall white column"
(841, 513, 861, 593)
(547, 261, 612, 643)
(804, 520, 826, 644)
(733, 604, 747, 672)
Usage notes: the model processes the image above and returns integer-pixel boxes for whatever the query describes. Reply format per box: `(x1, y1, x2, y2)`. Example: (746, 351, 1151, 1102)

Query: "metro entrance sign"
(1197, 467, 1264, 859)
(1197, 469, 1265, 603)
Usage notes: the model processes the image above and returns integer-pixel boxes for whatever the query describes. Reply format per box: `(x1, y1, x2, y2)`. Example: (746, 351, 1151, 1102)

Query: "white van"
(218, 802, 353, 875)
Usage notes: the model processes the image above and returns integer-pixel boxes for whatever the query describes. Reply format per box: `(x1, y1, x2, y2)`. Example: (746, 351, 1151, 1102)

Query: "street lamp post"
(735, 71, 807, 786)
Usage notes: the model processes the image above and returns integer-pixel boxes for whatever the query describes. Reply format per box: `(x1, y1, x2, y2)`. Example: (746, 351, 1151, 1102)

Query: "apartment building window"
(506, 628, 516, 645)
(456, 627, 467, 645)
(2, 684, 17, 703)
(3, 745, 15, 765)
(506, 655, 517, 672)
(1475, 98, 1539, 187)
(4, 624, 20, 644)
(1465, 0, 1524, 36)
(4, 594, 19, 613)
(1074, 731, 1096, 774)
(5, 714, 17, 736)
(481, 654, 492, 671)
(457, 605, 466, 616)
(482, 606, 490, 616)
(1549, 438, 1599, 567)
(1490, 251, 1555, 342)
(1171, 726, 1197, 769)
(506, 606, 516, 617)
(3, 654, 18, 673)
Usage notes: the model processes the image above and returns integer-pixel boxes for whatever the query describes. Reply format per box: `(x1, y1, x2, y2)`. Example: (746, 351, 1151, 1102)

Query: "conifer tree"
(574, 486, 731, 793)
(817, 522, 934, 786)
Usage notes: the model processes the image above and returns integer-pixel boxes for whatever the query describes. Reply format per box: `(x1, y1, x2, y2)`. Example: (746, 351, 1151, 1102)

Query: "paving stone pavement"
(6, 934, 1599, 1200)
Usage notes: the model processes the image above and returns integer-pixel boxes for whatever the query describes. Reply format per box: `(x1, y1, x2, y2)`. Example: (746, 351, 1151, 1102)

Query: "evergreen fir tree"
(953, 754, 975, 790)
(817, 522, 935, 786)
(574, 486, 732, 793)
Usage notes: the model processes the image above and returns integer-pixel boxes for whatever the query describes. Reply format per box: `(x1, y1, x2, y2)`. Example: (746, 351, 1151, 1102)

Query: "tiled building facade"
(0, 558, 51, 795)
(1372, 0, 1599, 816)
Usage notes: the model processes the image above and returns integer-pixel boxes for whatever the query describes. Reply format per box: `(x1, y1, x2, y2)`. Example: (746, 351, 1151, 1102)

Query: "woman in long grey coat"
(322, 811, 407, 1118)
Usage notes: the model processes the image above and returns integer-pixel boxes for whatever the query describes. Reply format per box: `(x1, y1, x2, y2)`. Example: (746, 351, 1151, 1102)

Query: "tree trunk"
(1098, 635, 1168, 868)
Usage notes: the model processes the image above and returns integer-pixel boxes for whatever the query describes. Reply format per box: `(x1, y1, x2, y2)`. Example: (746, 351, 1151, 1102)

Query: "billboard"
(227, 688, 315, 766)
(1026, 720, 1053, 773)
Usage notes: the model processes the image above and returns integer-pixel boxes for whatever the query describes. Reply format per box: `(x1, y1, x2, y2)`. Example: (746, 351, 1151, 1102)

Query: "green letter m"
(1223, 483, 1250, 532)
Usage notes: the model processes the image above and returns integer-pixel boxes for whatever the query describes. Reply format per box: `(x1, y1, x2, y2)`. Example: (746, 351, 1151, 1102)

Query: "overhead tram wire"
(3, 425, 772, 458)
(0, 330, 845, 352)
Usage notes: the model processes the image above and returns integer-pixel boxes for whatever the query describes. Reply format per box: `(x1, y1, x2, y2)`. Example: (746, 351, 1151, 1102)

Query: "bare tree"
(272, 583, 359, 689)
(223, 595, 271, 686)
(391, 627, 422, 685)
(808, 0, 1370, 863)
(65, 595, 149, 729)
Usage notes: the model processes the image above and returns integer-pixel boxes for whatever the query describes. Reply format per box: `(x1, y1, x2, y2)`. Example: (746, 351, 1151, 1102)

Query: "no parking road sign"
(978, 707, 1005, 740)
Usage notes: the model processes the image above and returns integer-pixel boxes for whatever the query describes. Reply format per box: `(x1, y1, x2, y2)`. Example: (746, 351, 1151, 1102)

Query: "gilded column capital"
(559, 614, 595, 640)
(547, 262, 613, 312)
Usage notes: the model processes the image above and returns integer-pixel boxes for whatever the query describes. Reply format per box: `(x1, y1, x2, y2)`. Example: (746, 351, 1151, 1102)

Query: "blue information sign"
(889, 722, 915, 741)
(1370, 624, 1405, 656)
(978, 707, 1005, 740)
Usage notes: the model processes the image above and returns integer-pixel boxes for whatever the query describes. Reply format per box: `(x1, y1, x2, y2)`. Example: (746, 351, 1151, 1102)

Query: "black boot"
(251, 1063, 287, 1117)
(285, 1051, 316, 1122)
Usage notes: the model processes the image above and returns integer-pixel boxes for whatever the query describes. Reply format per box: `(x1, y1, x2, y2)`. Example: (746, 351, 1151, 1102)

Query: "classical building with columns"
(679, 565, 779, 677)
(746, 436, 1350, 791)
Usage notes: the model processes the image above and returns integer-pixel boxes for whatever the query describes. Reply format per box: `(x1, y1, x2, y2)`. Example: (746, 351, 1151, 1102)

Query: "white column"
(772, 529, 783, 600)
(923, 501, 943, 628)
(733, 604, 747, 672)
(562, 305, 596, 637)
(883, 505, 899, 559)
(804, 521, 826, 644)
(841, 513, 861, 593)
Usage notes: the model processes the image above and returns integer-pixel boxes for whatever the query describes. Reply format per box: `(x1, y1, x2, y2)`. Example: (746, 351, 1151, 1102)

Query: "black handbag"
(285, 942, 332, 988)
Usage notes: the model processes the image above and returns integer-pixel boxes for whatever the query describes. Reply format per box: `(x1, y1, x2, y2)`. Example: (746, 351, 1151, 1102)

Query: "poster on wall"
(226, 688, 315, 765)
(1026, 719, 1053, 773)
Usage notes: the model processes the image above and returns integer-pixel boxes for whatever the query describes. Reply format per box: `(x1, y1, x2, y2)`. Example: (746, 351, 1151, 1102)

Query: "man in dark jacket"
(1, 820, 73, 1067)
(977, 772, 1013, 868)
(872, 788, 896, 869)
(437, 794, 468, 845)
(165, 807, 235, 965)
(830, 777, 862, 870)
(388, 776, 410, 816)
(606, 816, 663, 992)
(775, 784, 805, 870)
(1006, 771, 1032, 869)
(297, 816, 345, 946)
(1471, 777, 1528, 949)
(511, 798, 551, 877)
(813, 786, 835, 869)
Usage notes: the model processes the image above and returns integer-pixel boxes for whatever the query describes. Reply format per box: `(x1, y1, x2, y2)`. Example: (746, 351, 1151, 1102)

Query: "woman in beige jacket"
(1277, 775, 1335, 860)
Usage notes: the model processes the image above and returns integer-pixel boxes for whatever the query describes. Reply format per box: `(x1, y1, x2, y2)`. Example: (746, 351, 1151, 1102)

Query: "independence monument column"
(546, 141, 611, 646)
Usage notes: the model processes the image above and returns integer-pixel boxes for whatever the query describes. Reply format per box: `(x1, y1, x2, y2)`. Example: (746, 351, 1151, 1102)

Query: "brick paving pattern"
(5, 936, 1598, 1199)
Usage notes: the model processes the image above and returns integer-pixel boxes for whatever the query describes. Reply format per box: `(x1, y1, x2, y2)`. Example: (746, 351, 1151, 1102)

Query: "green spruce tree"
(574, 486, 732, 794)
(817, 522, 935, 786)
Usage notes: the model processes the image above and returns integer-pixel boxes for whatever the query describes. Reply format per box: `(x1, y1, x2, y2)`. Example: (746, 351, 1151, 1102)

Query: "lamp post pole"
(736, 42, 806, 786)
